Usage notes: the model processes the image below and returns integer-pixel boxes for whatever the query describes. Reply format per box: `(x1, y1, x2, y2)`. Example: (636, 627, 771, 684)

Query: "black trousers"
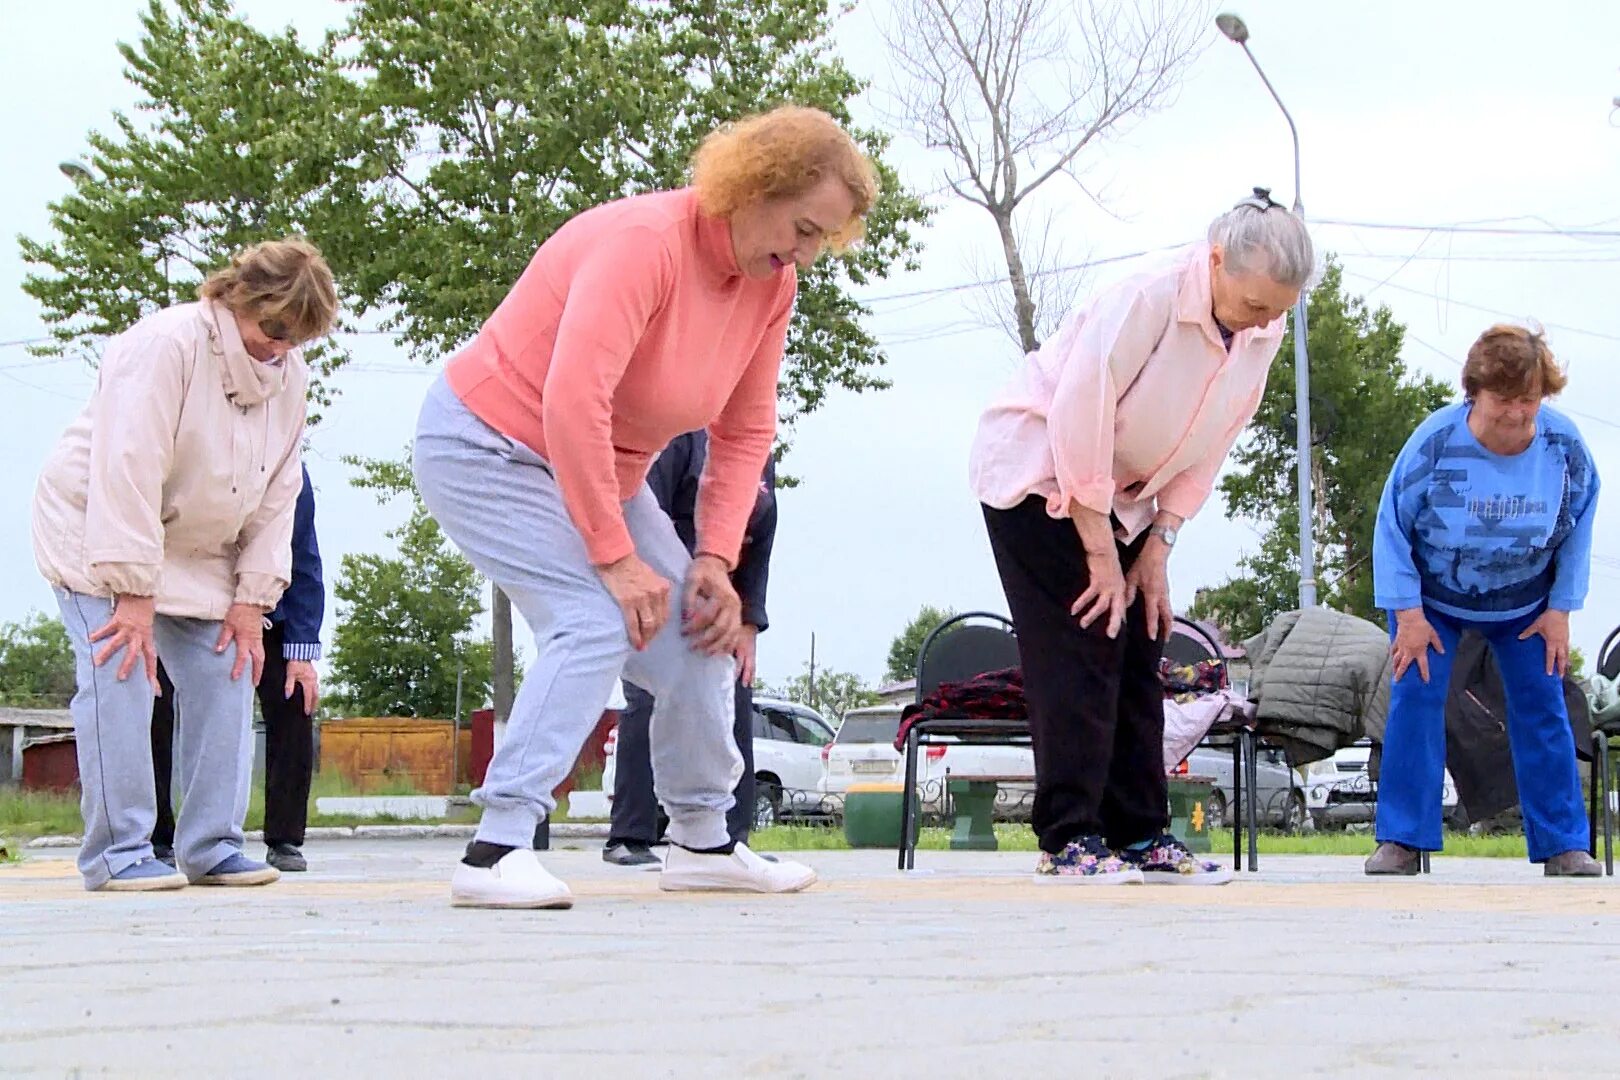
(152, 622, 316, 849)
(982, 497, 1168, 854)
(608, 678, 756, 847)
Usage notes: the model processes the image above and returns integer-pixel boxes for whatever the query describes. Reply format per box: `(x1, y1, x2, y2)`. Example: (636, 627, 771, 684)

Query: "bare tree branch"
(881, 0, 1208, 353)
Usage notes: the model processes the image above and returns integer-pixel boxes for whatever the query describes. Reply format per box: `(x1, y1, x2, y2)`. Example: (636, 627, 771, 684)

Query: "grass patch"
(1, 771, 474, 848)
(0, 788, 83, 847)
(1206, 829, 1530, 859)
(747, 823, 1534, 859)
(254, 771, 462, 830)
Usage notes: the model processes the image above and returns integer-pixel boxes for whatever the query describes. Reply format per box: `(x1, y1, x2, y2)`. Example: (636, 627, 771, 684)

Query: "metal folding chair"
(896, 612, 1026, 870)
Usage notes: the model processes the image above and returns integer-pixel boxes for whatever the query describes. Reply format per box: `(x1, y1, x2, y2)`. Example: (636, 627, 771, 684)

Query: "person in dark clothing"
(153, 464, 324, 873)
(603, 431, 776, 868)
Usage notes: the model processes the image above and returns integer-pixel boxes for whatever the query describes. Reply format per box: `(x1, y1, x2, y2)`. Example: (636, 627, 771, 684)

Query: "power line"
(1405, 334, 1620, 435)
(1348, 251, 1620, 265)
(856, 229, 1620, 308)
(1344, 270, 1620, 345)
(855, 244, 1179, 305)
(1317, 218, 1620, 240)
(0, 366, 87, 403)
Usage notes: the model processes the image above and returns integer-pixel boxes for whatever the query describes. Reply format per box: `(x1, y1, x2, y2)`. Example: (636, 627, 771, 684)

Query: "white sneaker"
(450, 848, 574, 909)
(659, 842, 817, 894)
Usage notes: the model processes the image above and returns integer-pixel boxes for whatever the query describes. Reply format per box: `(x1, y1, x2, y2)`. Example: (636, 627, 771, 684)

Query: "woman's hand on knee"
(1519, 609, 1571, 677)
(215, 603, 267, 685)
(599, 554, 673, 651)
(1125, 546, 1174, 641)
(90, 594, 161, 694)
(1391, 608, 1444, 683)
(1071, 549, 1128, 639)
(683, 554, 742, 657)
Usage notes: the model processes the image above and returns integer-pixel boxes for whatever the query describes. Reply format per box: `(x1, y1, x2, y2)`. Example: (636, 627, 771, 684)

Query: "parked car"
(1303, 741, 1459, 830)
(602, 695, 836, 829)
(1183, 745, 1308, 831)
(819, 705, 1034, 813)
(747, 697, 837, 825)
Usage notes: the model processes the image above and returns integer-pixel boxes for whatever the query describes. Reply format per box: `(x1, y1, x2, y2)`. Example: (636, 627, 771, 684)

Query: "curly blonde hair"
(692, 105, 879, 250)
(1462, 323, 1568, 401)
(198, 237, 338, 344)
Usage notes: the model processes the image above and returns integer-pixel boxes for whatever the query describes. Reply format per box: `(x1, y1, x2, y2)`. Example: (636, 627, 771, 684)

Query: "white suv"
(747, 697, 837, 825)
(1304, 741, 1460, 829)
(819, 704, 1034, 811)
(601, 695, 836, 829)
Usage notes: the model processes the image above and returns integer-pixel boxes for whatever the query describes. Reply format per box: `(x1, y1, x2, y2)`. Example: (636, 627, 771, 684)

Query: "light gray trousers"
(55, 588, 254, 889)
(413, 378, 742, 851)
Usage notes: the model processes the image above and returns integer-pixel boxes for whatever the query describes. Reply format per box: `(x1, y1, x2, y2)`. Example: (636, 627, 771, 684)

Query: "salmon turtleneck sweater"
(446, 187, 795, 567)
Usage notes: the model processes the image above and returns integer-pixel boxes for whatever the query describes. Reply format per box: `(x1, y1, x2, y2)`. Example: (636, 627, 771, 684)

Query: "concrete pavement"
(3, 839, 1620, 1078)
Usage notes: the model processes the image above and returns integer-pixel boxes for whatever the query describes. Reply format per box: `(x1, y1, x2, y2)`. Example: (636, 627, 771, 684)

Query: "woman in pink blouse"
(414, 106, 877, 908)
(970, 189, 1315, 885)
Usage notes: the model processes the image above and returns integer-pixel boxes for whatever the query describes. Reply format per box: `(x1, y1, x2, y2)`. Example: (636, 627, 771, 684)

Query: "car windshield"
(835, 713, 901, 743)
(794, 714, 834, 747)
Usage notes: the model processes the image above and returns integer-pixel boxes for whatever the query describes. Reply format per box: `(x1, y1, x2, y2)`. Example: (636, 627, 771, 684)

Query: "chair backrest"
(915, 612, 1019, 702)
(1162, 616, 1225, 667)
(1600, 625, 1620, 682)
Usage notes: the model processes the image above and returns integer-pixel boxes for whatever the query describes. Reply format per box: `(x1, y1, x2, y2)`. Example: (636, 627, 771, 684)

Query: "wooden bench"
(944, 773, 1033, 851)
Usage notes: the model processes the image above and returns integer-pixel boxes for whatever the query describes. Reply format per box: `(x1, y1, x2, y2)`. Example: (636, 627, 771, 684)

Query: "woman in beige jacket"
(33, 238, 337, 892)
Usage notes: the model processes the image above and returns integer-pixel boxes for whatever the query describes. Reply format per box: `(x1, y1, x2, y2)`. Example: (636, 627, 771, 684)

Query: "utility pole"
(492, 584, 514, 746)
(808, 633, 817, 712)
(1217, 12, 1318, 609)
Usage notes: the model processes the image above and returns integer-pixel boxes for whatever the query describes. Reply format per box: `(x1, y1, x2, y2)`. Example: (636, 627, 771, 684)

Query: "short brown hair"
(691, 105, 880, 250)
(198, 237, 338, 344)
(1461, 323, 1567, 401)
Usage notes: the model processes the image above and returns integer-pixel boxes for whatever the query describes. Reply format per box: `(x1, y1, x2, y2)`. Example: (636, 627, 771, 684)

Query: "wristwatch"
(1148, 524, 1179, 547)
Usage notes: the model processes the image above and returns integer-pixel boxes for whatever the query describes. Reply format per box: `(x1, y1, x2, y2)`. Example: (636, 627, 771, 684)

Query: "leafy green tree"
(325, 456, 493, 718)
(325, 0, 929, 710)
(18, 0, 358, 418)
(760, 663, 879, 722)
(20, 0, 930, 722)
(330, 0, 928, 434)
(0, 614, 77, 709)
(884, 604, 958, 683)
(1190, 261, 1454, 641)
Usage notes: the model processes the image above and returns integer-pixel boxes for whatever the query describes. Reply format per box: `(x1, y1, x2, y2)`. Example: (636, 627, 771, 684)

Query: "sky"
(2, 1, 1618, 695)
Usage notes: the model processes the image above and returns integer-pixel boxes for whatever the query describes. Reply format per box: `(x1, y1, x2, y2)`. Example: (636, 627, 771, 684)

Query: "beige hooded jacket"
(32, 300, 308, 620)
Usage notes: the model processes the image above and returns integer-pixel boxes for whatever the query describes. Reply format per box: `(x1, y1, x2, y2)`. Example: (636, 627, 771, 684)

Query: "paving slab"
(3, 841, 1619, 1078)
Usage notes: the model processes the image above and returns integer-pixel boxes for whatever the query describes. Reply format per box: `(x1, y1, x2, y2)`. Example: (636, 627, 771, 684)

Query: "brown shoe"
(1364, 841, 1421, 876)
(1543, 850, 1603, 877)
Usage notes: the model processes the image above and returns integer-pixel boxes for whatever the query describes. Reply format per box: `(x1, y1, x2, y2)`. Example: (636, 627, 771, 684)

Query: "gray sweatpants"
(413, 378, 743, 852)
(55, 588, 254, 889)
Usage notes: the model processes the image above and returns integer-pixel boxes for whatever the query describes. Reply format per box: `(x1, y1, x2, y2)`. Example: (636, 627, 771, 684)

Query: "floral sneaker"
(1034, 835, 1145, 885)
(1117, 833, 1234, 886)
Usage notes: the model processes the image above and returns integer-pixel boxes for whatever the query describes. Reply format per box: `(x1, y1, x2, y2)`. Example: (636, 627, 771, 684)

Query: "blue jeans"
(1376, 605, 1587, 861)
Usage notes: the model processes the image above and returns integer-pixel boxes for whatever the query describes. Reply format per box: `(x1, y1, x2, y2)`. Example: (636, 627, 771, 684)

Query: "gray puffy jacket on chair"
(1243, 607, 1393, 765)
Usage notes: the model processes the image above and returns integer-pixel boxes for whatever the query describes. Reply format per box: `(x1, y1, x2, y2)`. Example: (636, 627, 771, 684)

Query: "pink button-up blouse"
(969, 243, 1287, 541)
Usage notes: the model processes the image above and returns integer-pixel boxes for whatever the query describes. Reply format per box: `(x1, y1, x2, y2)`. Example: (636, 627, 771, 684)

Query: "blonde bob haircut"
(198, 237, 338, 344)
(692, 105, 879, 251)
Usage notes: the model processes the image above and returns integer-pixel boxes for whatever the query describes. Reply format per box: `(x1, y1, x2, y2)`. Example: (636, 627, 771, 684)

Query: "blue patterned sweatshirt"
(1373, 401, 1600, 621)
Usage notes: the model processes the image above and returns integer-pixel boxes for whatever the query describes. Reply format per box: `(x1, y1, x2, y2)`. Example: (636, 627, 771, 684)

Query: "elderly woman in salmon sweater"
(413, 105, 878, 909)
(970, 189, 1316, 886)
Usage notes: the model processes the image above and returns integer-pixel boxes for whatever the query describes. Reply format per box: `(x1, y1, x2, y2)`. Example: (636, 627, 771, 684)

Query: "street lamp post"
(1216, 12, 1317, 609)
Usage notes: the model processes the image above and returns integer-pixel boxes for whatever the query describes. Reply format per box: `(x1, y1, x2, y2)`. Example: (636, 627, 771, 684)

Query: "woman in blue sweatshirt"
(1369, 324, 1601, 876)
